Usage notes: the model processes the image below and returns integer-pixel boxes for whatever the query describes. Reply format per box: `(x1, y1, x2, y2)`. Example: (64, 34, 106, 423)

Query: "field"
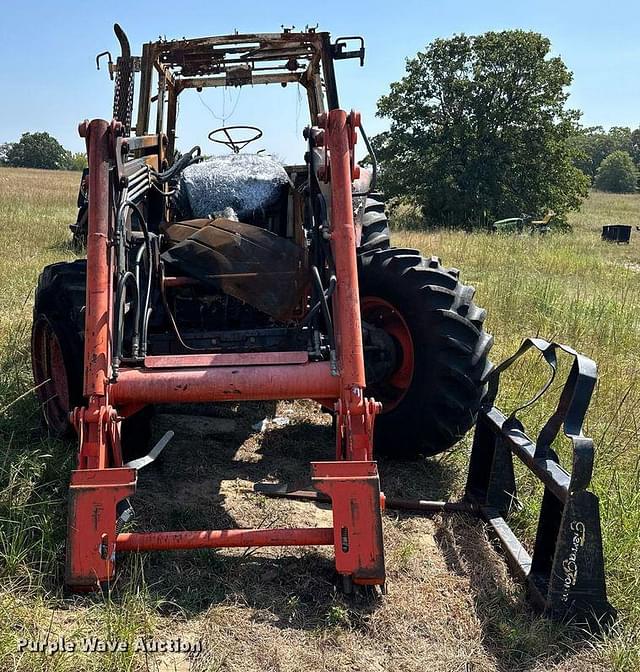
(0, 166, 639, 672)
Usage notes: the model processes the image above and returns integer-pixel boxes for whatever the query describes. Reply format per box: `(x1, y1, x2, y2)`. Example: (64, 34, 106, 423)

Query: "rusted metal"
(253, 485, 478, 514)
(66, 468, 137, 589)
(130, 29, 351, 138)
(360, 296, 414, 411)
(112, 23, 136, 133)
(312, 461, 385, 585)
(117, 527, 333, 552)
(135, 42, 154, 136)
(79, 119, 114, 398)
(144, 352, 309, 368)
(65, 24, 386, 596)
(322, 109, 380, 462)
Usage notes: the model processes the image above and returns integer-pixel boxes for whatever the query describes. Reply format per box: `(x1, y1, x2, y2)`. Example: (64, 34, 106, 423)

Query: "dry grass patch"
(0, 169, 638, 670)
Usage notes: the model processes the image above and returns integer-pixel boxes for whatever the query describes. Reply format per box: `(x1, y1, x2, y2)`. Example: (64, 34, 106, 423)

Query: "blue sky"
(1, 0, 638, 162)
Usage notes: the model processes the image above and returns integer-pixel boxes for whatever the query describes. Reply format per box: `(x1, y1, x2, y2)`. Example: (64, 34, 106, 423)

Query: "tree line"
(570, 126, 639, 192)
(1, 31, 638, 229)
(371, 30, 639, 229)
(0, 132, 87, 171)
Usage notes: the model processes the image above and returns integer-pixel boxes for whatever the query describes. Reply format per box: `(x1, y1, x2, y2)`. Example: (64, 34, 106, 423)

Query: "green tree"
(630, 128, 640, 167)
(570, 126, 639, 180)
(594, 150, 638, 193)
(4, 132, 71, 170)
(66, 152, 88, 171)
(373, 30, 589, 229)
(0, 143, 15, 166)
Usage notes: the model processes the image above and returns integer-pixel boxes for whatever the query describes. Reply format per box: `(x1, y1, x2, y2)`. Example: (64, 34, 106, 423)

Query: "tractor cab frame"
(101, 25, 364, 154)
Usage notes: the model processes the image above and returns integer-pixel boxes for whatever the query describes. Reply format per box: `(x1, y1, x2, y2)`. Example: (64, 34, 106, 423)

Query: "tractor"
(31, 25, 614, 626)
(492, 210, 557, 234)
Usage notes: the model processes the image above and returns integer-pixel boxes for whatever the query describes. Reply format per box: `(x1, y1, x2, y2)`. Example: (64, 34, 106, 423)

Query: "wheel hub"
(361, 296, 415, 411)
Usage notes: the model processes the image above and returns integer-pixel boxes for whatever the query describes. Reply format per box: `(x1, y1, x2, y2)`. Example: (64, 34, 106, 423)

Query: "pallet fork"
(259, 338, 616, 627)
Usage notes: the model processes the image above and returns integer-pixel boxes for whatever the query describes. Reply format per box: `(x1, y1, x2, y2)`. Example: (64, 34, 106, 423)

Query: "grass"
(0, 166, 639, 670)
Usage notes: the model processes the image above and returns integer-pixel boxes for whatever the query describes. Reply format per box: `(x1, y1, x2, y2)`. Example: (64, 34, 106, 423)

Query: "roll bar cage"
(100, 24, 365, 159)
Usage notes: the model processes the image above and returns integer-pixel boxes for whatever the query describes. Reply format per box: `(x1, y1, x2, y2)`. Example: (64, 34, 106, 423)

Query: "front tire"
(31, 260, 152, 461)
(358, 248, 493, 458)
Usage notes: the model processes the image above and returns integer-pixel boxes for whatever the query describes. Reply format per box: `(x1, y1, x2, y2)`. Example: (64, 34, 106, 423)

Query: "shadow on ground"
(113, 400, 461, 631)
(88, 400, 598, 667)
(433, 501, 596, 671)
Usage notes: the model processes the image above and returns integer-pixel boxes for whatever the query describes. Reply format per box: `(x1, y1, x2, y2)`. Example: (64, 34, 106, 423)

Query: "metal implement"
(466, 338, 616, 627)
(258, 338, 616, 628)
(124, 430, 174, 470)
(65, 107, 385, 591)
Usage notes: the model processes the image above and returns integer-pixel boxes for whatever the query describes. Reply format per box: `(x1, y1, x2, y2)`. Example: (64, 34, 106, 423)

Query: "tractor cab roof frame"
(107, 26, 365, 159)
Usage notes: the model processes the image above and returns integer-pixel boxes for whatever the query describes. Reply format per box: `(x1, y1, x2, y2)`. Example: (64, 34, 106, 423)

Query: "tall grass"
(0, 168, 639, 670)
(396, 190, 640, 669)
(0, 169, 162, 671)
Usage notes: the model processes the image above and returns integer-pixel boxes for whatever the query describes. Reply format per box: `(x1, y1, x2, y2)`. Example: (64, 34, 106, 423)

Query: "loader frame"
(68, 109, 386, 591)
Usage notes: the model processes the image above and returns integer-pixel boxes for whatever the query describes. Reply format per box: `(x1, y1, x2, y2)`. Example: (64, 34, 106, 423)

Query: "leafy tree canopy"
(373, 30, 589, 228)
(570, 126, 640, 179)
(594, 150, 638, 193)
(2, 132, 72, 170)
(66, 152, 88, 171)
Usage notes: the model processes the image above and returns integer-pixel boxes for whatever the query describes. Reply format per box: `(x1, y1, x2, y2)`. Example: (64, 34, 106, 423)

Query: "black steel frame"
(465, 337, 616, 628)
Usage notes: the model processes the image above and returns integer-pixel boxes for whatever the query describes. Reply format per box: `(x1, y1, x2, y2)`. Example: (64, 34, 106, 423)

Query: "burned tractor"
(31, 25, 614, 625)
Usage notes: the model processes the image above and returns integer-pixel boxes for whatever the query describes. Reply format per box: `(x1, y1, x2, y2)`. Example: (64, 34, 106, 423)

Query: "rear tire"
(31, 260, 152, 461)
(358, 248, 493, 458)
(359, 195, 391, 252)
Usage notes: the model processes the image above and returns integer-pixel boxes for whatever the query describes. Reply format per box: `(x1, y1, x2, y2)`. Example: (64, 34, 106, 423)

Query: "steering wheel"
(208, 125, 263, 154)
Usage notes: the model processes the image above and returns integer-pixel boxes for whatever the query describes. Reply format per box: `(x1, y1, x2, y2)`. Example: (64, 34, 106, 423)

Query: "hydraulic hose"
(352, 122, 377, 197)
(152, 146, 202, 183)
(311, 265, 336, 369)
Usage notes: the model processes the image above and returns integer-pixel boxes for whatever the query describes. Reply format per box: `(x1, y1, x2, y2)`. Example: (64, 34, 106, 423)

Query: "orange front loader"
(32, 26, 615, 627)
(66, 110, 385, 591)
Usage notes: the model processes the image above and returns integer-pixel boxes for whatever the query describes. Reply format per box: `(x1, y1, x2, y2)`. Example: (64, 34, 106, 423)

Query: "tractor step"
(124, 430, 174, 470)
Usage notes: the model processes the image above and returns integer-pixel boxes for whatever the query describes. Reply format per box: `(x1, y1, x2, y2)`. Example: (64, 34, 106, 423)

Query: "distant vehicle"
(492, 209, 556, 234)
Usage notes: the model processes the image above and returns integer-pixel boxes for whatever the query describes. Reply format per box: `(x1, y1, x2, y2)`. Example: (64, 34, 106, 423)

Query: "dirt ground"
(110, 400, 608, 672)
